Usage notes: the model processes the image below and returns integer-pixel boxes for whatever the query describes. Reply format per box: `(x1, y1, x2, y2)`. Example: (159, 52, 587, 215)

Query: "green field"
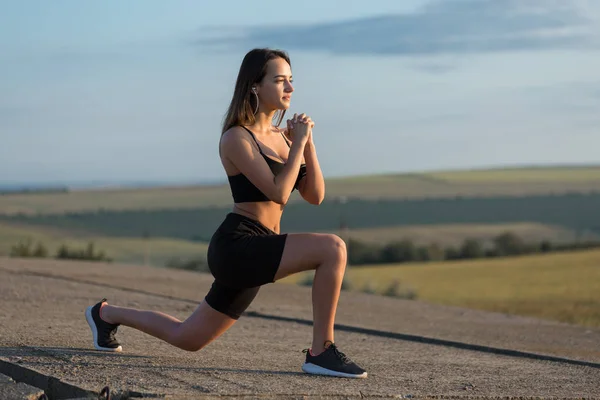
(1, 165, 600, 215)
(283, 249, 600, 328)
(0, 222, 208, 267)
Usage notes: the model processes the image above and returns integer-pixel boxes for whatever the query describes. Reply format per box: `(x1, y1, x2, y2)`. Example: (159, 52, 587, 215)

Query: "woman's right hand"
(286, 113, 312, 144)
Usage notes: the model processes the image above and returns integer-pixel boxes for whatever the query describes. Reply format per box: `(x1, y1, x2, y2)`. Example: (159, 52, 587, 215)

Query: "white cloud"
(197, 0, 600, 56)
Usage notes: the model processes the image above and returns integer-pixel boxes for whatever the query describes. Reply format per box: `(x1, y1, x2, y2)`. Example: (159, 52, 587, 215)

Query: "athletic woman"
(86, 48, 367, 379)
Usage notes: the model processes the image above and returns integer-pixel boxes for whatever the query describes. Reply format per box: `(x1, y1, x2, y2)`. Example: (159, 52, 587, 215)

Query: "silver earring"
(252, 91, 259, 115)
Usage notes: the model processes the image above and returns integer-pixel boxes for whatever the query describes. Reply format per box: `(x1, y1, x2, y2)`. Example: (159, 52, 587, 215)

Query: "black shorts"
(204, 212, 288, 319)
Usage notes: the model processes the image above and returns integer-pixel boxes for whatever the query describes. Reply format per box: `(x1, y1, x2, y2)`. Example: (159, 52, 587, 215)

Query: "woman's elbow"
(271, 191, 289, 205)
(306, 192, 324, 205)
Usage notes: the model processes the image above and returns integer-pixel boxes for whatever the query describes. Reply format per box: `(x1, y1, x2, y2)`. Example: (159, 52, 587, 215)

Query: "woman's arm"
(298, 137, 325, 205)
(285, 113, 325, 206)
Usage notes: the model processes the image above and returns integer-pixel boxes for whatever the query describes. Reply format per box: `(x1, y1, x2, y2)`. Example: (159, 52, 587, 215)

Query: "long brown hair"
(221, 48, 291, 134)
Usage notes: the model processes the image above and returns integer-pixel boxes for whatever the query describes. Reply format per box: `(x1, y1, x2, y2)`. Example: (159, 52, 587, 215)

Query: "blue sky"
(2, 0, 600, 186)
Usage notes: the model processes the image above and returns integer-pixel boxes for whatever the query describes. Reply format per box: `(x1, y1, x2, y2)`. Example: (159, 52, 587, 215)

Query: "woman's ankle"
(100, 303, 116, 324)
(310, 339, 333, 356)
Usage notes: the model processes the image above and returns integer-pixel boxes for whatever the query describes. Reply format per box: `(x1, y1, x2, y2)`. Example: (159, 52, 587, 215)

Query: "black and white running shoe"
(302, 341, 367, 378)
(85, 298, 122, 352)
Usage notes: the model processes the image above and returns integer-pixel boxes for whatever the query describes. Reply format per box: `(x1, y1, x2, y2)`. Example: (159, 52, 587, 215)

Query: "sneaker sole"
(302, 362, 367, 379)
(85, 306, 122, 352)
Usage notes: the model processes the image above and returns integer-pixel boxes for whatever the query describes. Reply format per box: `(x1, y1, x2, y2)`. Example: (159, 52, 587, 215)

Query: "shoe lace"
(102, 324, 118, 343)
(109, 326, 118, 340)
(327, 342, 351, 364)
(302, 342, 352, 364)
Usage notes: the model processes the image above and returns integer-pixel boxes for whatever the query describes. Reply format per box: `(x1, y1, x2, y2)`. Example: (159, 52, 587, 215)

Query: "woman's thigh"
(273, 232, 347, 281)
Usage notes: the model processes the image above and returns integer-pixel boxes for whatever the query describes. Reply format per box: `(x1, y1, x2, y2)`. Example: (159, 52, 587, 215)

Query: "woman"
(85, 48, 367, 379)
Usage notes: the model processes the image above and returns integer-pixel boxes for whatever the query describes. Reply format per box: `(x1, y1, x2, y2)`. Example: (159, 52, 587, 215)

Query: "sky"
(1, 0, 600, 186)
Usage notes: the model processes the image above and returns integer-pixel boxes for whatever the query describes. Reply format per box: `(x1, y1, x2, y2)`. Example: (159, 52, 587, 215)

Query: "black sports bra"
(227, 126, 307, 203)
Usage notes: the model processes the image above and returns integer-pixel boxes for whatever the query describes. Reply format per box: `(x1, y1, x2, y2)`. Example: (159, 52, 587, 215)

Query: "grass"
(283, 248, 600, 328)
(2, 165, 600, 215)
(0, 222, 208, 267)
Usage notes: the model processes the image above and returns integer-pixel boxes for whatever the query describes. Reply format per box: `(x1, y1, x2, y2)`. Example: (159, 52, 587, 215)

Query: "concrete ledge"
(0, 360, 99, 400)
(0, 371, 45, 400)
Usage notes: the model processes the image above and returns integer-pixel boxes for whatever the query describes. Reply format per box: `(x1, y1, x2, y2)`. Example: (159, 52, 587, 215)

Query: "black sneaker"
(85, 298, 122, 352)
(302, 341, 367, 378)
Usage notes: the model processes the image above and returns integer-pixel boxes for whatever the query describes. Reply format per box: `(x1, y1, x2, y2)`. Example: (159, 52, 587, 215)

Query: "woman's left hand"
(287, 113, 314, 143)
(293, 113, 314, 129)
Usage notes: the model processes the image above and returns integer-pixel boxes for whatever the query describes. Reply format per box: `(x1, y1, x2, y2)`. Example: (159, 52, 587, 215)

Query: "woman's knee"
(170, 301, 237, 352)
(180, 341, 207, 352)
(171, 326, 208, 352)
(323, 234, 347, 265)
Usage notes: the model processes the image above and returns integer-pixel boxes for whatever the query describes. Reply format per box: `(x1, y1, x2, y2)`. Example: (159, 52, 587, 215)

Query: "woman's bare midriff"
(232, 201, 285, 234)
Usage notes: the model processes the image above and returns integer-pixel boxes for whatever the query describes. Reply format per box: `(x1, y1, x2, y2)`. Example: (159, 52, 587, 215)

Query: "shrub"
(361, 280, 377, 294)
(383, 279, 418, 300)
(55, 242, 112, 262)
(10, 239, 48, 258)
(298, 273, 314, 287)
(341, 275, 353, 291)
(165, 257, 209, 273)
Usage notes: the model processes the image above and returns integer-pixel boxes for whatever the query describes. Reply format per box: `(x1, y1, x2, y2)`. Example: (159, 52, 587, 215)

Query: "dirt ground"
(1, 257, 598, 399)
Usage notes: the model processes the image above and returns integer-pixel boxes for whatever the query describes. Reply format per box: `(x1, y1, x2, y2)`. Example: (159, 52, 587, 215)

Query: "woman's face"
(255, 57, 294, 111)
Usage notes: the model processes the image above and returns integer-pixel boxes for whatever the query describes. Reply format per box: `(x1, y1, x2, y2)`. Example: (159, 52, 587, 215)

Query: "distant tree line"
(9, 239, 112, 262)
(346, 232, 600, 266)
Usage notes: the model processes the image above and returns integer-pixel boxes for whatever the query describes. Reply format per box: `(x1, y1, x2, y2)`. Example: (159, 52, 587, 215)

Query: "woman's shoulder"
(222, 126, 250, 142)
(223, 125, 247, 136)
(220, 126, 255, 154)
